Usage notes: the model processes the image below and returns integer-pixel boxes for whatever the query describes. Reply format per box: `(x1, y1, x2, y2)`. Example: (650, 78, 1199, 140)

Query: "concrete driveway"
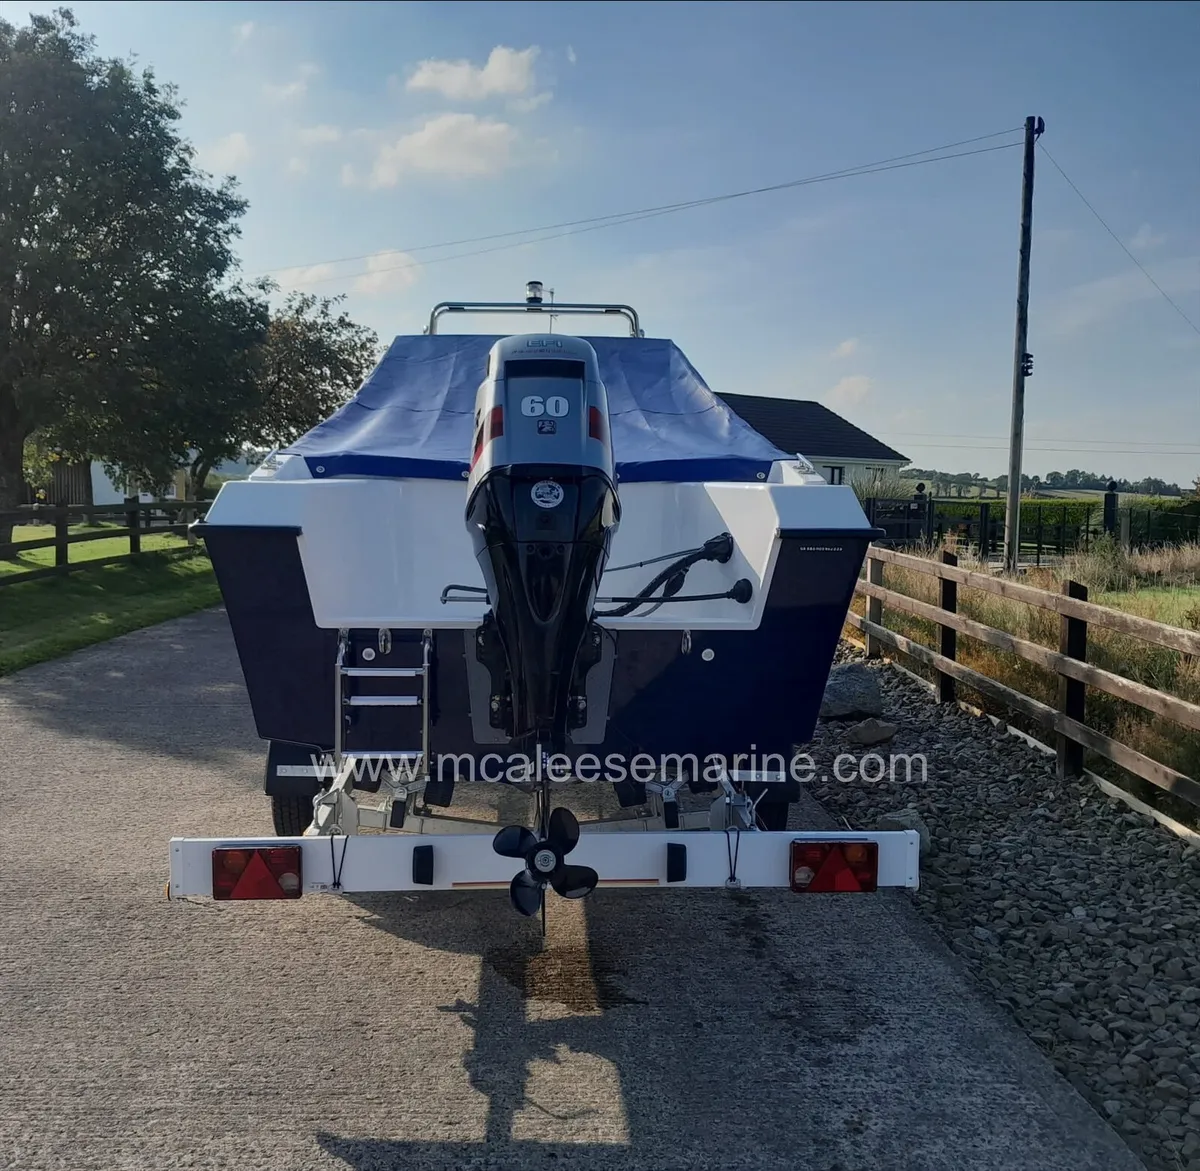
(0, 609, 1143, 1170)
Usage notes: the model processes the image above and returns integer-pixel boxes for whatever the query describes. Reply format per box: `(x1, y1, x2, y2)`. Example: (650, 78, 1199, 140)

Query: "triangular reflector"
(231, 850, 285, 899)
(811, 846, 863, 893)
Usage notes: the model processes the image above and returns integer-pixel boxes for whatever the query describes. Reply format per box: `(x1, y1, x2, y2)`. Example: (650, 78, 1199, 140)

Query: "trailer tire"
(272, 793, 313, 836)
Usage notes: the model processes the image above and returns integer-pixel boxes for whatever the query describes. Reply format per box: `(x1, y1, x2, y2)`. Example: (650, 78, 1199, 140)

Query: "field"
(1097, 583, 1200, 627)
(849, 540, 1200, 823)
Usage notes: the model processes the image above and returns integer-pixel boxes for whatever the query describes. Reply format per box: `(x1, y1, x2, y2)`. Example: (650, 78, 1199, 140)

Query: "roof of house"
(713, 393, 909, 465)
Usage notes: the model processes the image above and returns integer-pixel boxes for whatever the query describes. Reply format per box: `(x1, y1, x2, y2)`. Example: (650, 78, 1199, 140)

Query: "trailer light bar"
(212, 846, 302, 900)
(790, 840, 878, 893)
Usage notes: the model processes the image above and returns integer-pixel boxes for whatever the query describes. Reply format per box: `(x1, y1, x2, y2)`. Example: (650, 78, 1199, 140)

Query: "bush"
(848, 467, 914, 503)
(1062, 533, 1133, 593)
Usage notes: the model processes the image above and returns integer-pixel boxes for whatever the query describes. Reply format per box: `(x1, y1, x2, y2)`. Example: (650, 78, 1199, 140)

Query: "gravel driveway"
(811, 648, 1200, 1171)
(0, 610, 1145, 1170)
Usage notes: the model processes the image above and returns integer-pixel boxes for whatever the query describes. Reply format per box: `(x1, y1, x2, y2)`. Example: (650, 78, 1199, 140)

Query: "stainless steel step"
(341, 750, 423, 760)
(345, 695, 420, 707)
(342, 667, 425, 678)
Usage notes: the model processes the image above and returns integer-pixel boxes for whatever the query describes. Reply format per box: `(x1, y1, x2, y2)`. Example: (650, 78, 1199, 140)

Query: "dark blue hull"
(201, 525, 870, 771)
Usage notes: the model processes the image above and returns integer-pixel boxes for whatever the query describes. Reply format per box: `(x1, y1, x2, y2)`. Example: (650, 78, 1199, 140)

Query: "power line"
(257, 128, 1023, 285)
(1037, 142, 1200, 337)
(282, 141, 1022, 289)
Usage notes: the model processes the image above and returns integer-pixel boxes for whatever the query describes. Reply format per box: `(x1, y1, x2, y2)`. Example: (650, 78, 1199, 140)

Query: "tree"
(78, 286, 379, 499)
(60, 279, 271, 498)
(0, 9, 247, 542)
(241, 289, 378, 481)
(21, 432, 57, 499)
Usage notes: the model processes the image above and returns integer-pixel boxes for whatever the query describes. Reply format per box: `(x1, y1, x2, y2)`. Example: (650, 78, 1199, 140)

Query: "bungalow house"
(715, 393, 909, 486)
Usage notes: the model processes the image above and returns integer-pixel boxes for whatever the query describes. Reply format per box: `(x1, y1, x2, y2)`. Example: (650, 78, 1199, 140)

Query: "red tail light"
(470, 407, 505, 471)
(790, 841, 878, 893)
(588, 405, 606, 444)
(212, 846, 302, 900)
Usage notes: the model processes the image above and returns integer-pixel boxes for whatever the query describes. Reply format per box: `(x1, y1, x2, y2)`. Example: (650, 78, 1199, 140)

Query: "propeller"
(492, 807, 599, 917)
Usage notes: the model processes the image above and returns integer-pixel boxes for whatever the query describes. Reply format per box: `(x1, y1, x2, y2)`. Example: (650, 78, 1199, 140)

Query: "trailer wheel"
(272, 793, 313, 836)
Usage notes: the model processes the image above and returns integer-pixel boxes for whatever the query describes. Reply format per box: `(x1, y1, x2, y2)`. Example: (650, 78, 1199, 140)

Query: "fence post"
(979, 502, 991, 558)
(1058, 505, 1067, 556)
(54, 507, 69, 575)
(1056, 579, 1088, 779)
(937, 550, 958, 703)
(1103, 482, 1118, 536)
(865, 553, 884, 659)
(1035, 507, 1044, 567)
(125, 497, 141, 558)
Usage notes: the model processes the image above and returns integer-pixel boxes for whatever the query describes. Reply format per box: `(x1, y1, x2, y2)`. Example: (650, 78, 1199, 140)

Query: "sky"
(4, 0, 1198, 484)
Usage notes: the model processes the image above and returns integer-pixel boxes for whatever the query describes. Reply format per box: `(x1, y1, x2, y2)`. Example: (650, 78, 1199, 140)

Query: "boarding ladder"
(307, 628, 433, 836)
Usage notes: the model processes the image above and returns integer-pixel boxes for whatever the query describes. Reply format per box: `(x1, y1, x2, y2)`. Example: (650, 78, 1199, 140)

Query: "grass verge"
(0, 522, 189, 578)
(0, 550, 220, 676)
(848, 539, 1200, 827)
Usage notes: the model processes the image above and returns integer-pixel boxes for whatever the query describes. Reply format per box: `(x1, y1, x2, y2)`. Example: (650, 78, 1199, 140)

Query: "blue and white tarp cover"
(283, 334, 789, 483)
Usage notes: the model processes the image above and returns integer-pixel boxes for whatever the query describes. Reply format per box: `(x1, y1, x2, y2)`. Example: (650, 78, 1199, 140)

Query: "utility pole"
(1003, 115, 1044, 574)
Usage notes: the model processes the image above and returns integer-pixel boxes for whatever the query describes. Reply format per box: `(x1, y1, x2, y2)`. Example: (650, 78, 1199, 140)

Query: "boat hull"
(202, 521, 871, 770)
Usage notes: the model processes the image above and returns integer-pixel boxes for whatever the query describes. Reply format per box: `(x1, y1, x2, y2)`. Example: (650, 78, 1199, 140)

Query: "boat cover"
(282, 334, 791, 483)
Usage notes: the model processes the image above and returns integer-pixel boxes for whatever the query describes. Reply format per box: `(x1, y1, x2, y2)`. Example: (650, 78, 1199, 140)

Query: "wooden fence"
(847, 545, 1200, 810)
(0, 500, 210, 587)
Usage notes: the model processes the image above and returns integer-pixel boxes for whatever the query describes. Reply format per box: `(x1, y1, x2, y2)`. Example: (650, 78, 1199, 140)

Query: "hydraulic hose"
(594, 532, 735, 617)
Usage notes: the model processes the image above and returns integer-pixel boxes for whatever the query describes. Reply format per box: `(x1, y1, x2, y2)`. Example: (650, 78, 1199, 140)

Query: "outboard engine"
(466, 335, 620, 750)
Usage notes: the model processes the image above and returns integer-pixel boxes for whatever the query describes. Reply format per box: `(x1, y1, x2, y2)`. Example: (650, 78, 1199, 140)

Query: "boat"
(167, 284, 918, 919)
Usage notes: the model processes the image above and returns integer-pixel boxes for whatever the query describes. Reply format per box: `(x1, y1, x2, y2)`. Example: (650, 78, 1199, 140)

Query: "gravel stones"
(845, 718, 899, 746)
(819, 663, 884, 720)
(808, 644, 1200, 1171)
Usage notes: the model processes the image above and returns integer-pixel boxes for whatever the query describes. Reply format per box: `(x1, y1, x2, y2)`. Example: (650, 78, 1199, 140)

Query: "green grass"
(0, 551, 220, 676)
(1096, 584, 1200, 629)
(0, 522, 189, 577)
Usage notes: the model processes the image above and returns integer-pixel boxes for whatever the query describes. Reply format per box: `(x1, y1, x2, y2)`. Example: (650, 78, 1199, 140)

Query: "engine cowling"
(465, 335, 620, 749)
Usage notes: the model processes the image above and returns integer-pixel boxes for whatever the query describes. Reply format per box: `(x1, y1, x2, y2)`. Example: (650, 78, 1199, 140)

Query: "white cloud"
(263, 63, 321, 102)
(1045, 256, 1200, 336)
(286, 156, 309, 176)
(298, 124, 342, 145)
(566, 45, 577, 65)
(352, 251, 421, 296)
(823, 375, 873, 408)
(198, 131, 251, 173)
(288, 262, 338, 290)
(405, 45, 538, 100)
(282, 251, 420, 296)
(233, 21, 255, 47)
(509, 91, 552, 113)
(340, 163, 357, 187)
(367, 113, 518, 187)
(829, 337, 859, 359)
(1129, 223, 1166, 251)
